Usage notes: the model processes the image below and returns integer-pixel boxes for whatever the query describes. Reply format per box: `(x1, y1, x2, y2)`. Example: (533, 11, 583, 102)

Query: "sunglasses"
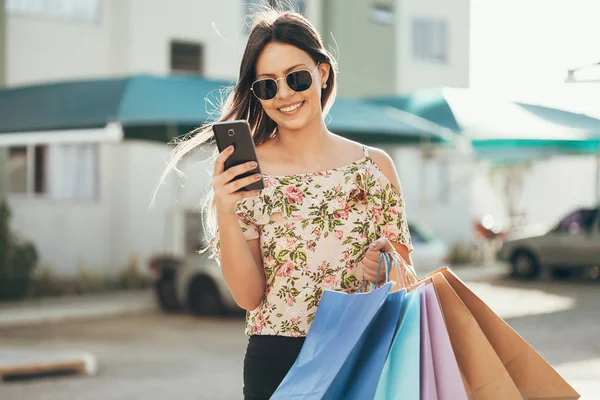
(251, 64, 321, 101)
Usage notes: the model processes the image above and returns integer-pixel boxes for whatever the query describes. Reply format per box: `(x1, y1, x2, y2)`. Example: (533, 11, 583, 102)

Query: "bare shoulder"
(367, 146, 402, 193)
(330, 135, 366, 161)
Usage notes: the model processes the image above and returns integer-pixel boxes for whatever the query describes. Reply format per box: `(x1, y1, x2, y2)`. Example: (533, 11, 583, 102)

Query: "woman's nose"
(277, 79, 294, 99)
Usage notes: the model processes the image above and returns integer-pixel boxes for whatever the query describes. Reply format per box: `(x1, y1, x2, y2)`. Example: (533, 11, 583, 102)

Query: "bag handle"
(355, 252, 393, 292)
(388, 252, 419, 289)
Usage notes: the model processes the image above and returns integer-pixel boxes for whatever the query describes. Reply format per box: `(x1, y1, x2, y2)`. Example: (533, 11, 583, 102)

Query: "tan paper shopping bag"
(430, 273, 522, 399)
(439, 268, 580, 400)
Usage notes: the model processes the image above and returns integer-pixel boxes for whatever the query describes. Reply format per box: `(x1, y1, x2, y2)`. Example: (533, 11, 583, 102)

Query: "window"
(369, 4, 394, 25)
(412, 18, 448, 63)
(7, 146, 28, 194)
(7, 143, 98, 200)
(7, 145, 46, 194)
(170, 41, 204, 75)
(5, 0, 100, 24)
(555, 208, 598, 234)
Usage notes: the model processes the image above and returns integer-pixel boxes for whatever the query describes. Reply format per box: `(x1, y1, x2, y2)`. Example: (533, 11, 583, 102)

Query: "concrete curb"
(0, 289, 156, 328)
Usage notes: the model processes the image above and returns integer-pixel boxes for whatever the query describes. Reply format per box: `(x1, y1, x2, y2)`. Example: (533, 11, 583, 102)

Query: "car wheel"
(510, 251, 540, 279)
(188, 276, 224, 316)
(155, 276, 182, 312)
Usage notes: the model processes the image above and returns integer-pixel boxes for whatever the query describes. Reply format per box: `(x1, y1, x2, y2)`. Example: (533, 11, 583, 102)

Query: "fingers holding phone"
(212, 121, 264, 214)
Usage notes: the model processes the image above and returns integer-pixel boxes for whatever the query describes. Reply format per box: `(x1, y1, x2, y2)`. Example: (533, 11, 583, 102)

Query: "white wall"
(470, 155, 599, 233)
(7, 139, 214, 277)
(388, 146, 473, 245)
(8, 144, 114, 276)
(6, 0, 118, 85)
(6, 0, 248, 86)
(395, 0, 470, 93)
(110, 140, 214, 275)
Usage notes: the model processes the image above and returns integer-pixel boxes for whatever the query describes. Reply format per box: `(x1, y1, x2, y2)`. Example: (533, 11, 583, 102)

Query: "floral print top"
(210, 146, 413, 337)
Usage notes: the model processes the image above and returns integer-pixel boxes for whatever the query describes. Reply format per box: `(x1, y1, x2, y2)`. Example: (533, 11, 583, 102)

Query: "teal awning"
(370, 87, 600, 157)
(0, 75, 232, 133)
(0, 74, 452, 144)
(327, 98, 453, 143)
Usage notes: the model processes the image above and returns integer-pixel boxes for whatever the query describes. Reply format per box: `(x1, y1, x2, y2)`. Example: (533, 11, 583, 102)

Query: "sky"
(470, 0, 600, 116)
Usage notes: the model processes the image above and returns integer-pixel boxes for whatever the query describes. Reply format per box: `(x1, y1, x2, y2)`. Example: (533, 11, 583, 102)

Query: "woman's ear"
(318, 63, 331, 87)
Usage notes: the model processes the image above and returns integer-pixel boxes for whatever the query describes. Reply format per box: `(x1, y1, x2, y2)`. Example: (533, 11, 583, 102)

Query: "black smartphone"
(213, 120, 264, 191)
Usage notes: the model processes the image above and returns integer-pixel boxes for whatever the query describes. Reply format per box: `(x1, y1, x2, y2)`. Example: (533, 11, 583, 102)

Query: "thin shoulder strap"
(362, 145, 369, 158)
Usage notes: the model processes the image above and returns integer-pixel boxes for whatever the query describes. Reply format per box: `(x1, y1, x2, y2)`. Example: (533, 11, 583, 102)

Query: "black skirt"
(243, 335, 306, 400)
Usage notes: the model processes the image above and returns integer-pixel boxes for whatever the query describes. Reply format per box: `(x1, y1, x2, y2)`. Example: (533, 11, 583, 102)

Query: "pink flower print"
(254, 313, 265, 334)
(315, 230, 322, 239)
(307, 241, 316, 251)
(285, 223, 295, 230)
(359, 232, 366, 239)
(276, 261, 295, 278)
(383, 226, 398, 242)
(285, 237, 297, 249)
(344, 253, 351, 260)
(290, 331, 300, 338)
(324, 274, 336, 286)
(285, 186, 304, 204)
(391, 208, 398, 216)
(291, 317, 301, 325)
(349, 187, 367, 203)
(372, 207, 384, 224)
(334, 204, 350, 219)
(334, 184, 342, 193)
(266, 255, 275, 263)
(264, 176, 274, 188)
(335, 230, 344, 240)
(319, 261, 328, 271)
(286, 296, 295, 306)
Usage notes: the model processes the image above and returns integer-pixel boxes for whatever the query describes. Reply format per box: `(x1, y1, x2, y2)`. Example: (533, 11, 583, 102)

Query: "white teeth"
(279, 102, 303, 113)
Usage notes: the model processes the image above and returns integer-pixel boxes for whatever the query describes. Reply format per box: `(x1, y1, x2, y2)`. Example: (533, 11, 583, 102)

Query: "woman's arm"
(212, 145, 266, 311)
(358, 146, 416, 284)
(216, 211, 266, 311)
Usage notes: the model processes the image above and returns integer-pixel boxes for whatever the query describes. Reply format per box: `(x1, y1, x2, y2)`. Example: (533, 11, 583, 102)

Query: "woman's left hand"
(358, 237, 397, 284)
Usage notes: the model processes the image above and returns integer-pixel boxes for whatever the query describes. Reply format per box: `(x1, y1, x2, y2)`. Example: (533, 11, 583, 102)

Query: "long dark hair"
(152, 4, 338, 239)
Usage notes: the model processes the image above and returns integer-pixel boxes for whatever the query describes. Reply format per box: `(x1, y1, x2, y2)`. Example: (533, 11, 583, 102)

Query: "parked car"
(149, 222, 449, 315)
(498, 205, 600, 279)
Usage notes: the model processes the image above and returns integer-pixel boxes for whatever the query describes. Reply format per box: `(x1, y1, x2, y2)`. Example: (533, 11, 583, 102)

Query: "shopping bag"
(422, 281, 468, 400)
(272, 253, 402, 400)
(373, 285, 422, 400)
(332, 288, 406, 400)
(420, 283, 439, 400)
(438, 268, 580, 399)
(430, 272, 523, 399)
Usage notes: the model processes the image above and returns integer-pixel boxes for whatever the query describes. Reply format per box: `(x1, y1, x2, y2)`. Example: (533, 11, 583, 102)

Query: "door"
(581, 207, 600, 266)
(541, 208, 598, 267)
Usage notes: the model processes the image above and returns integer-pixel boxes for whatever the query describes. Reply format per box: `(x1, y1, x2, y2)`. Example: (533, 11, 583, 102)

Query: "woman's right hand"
(213, 145, 263, 214)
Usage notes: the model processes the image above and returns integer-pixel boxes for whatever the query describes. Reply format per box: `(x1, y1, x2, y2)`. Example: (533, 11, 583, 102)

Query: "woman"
(161, 6, 414, 400)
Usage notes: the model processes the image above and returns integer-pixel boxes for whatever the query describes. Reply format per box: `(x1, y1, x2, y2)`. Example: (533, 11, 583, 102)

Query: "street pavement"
(0, 264, 598, 399)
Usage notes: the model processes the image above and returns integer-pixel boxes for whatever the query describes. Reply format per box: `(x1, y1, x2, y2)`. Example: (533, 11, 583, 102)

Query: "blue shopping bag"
(373, 284, 422, 400)
(272, 253, 403, 400)
(333, 288, 406, 400)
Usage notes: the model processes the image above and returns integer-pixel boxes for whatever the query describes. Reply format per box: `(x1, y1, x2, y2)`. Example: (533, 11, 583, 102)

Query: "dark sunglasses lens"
(287, 70, 313, 92)
(253, 79, 277, 100)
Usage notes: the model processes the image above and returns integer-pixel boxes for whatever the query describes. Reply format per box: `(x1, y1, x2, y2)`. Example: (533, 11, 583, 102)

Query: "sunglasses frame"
(250, 63, 321, 101)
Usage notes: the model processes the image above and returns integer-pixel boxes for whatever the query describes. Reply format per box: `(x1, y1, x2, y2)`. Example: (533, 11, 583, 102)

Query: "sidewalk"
(0, 263, 509, 329)
(0, 289, 156, 328)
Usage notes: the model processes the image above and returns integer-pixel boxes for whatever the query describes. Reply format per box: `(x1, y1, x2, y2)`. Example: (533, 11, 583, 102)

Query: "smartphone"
(213, 120, 264, 191)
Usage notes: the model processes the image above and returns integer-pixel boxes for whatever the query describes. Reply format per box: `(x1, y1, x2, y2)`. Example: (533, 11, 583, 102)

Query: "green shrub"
(0, 199, 39, 300)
